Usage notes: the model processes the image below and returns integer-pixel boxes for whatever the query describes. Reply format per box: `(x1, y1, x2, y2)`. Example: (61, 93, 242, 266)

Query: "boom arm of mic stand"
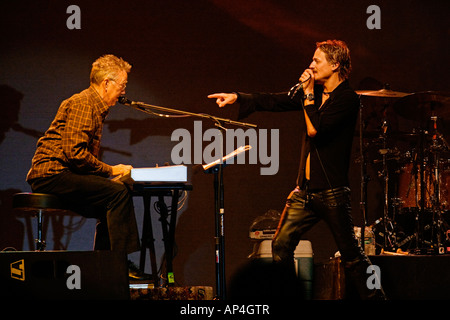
(126, 101, 257, 129)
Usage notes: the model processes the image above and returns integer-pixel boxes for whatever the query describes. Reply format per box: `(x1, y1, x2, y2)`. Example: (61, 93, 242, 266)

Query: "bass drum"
(440, 164, 450, 211)
(397, 162, 450, 212)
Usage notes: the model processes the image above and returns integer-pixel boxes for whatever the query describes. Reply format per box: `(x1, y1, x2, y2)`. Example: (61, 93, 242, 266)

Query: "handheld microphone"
(287, 75, 311, 100)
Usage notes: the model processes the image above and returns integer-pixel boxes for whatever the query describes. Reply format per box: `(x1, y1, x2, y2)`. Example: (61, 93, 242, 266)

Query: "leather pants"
(272, 186, 386, 299)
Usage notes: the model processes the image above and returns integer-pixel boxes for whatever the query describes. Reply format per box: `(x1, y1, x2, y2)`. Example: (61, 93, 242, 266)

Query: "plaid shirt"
(27, 86, 112, 181)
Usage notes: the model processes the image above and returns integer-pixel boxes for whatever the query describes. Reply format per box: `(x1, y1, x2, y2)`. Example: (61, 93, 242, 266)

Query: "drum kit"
(357, 86, 450, 254)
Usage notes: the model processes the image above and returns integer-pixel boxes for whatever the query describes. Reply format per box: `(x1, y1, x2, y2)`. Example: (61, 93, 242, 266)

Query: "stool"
(12, 192, 64, 251)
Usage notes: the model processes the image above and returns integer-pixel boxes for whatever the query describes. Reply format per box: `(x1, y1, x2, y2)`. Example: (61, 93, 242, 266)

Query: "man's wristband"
(303, 93, 314, 101)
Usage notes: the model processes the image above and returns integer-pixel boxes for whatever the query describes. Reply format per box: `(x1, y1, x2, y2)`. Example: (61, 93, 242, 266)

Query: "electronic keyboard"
(117, 165, 187, 184)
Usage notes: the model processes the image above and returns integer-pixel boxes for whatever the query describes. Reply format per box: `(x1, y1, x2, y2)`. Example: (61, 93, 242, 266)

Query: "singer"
(26, 55, 145, 279)
(209, 40, 386, 299)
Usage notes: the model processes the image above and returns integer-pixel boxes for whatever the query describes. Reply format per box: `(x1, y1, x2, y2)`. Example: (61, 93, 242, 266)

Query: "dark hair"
(316, 40, 352, 80)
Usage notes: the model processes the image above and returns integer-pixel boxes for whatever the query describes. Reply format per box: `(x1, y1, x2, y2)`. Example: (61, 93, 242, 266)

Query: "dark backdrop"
(0, 0, 448, 290)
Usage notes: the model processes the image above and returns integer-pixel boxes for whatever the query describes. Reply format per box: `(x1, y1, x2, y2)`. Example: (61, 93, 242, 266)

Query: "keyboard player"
(26, 54, 147, 280)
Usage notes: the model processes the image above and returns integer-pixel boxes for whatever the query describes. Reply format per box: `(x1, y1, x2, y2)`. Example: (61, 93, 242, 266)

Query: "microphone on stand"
(287, 75, 311, 100)
(118, 96, 181, 118)
(118, 96, 135, 106)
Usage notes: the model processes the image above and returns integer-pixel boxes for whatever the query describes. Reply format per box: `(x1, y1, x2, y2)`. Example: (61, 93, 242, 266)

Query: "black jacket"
(237, 80, 360, 190)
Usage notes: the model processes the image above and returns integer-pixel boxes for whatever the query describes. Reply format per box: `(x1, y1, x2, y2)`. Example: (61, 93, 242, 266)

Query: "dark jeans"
(272, 186, 386, 299)
(29, 171, 140, 254)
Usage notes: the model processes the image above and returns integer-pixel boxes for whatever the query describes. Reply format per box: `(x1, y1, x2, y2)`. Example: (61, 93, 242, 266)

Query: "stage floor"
(314, 254, 450, 300)
(3, 250, 450, 300)
(129, 285, 214, 300)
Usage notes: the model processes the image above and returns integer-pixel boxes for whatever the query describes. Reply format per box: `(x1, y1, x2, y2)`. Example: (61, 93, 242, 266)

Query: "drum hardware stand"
(359, 97, 400, 253)
(389, 197, 402, 248)
(377, 118, 400, 251)
(359, 99, 369, 251)
(356, 87, 412, 253)
(406, 125, 428, 254)
(380, 119, 390, 250)
(419, 129, 427, 252)
(429, 116, 447, 253)
(359, 90, 450, 254)
(412, 120, 445, 254)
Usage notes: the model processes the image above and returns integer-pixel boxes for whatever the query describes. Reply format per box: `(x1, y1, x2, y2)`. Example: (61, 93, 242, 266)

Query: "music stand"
(118, 97, 256, 297)
(203, 145, 252, 300)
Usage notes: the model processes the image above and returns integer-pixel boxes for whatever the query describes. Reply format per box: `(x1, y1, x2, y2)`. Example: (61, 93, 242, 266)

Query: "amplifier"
(0, 250, 129, 300)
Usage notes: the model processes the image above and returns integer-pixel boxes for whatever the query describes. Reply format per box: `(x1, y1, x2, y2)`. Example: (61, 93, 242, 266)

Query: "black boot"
(128, 260, 151, 281)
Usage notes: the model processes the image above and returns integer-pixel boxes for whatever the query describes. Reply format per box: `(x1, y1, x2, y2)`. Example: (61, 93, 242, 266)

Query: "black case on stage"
(0, 250, 129, 300)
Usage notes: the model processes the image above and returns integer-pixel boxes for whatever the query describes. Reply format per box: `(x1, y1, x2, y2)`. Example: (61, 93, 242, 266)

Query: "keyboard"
(117, 165, 187, 184)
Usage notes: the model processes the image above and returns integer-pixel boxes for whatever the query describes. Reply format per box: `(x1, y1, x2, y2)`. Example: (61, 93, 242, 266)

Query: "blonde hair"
(90, 54, 132, 85)
(316, 40, 352, 80)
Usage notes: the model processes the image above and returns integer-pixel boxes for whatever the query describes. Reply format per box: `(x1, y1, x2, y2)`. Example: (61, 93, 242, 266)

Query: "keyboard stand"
(131, 183, 193, 287)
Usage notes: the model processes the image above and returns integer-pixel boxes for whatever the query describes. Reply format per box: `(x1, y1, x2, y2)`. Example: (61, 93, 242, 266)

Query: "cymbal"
(393, 91, 450, 121)
(356, 88, 411, 98)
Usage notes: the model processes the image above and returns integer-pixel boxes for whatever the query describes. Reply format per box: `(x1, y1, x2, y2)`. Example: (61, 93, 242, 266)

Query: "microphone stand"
(119, 97, 256, 299)
(119, 98, 257, 129)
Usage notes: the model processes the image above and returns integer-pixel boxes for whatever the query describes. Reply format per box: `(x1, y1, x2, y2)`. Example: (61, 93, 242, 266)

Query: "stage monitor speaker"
(0, 250, 129, 300)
